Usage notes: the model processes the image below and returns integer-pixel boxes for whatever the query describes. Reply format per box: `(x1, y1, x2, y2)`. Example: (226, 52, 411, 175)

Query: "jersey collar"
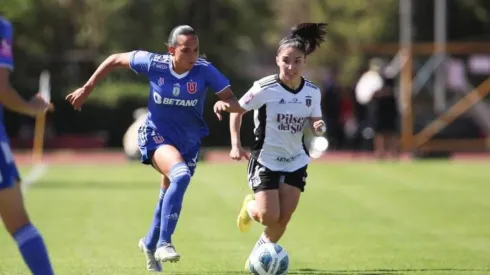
(276, 74, 305, 95)
(169, 55, 191, 79)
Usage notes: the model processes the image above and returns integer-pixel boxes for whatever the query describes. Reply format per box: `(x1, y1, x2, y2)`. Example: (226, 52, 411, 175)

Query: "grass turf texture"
(0, 162, 489, 275)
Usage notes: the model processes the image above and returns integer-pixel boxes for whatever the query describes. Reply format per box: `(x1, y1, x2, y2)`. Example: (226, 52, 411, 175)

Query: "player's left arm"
(310, 90, 326, 136)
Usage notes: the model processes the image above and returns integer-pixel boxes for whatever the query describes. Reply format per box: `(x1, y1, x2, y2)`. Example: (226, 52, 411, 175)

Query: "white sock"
(252, 233, 269, 251)
(246, 200, 256, 219)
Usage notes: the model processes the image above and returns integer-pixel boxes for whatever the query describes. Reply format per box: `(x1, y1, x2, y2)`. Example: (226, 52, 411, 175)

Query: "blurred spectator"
(338, 88, 357, 145)
(350, 68, 372, 151)
(321, 69, 344, 150)
(355, 58, 399, 159)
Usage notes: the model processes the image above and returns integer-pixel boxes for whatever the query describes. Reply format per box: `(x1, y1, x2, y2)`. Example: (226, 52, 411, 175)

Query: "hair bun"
(290, 23, 327, 55)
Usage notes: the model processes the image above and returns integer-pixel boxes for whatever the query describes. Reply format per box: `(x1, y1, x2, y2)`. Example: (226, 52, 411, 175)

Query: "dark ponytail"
(278, 23, 327, 56)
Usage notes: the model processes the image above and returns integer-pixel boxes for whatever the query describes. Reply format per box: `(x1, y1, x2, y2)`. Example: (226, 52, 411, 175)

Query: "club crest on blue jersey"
(158, 77, 165, 86)
(187, 81, 197, 94)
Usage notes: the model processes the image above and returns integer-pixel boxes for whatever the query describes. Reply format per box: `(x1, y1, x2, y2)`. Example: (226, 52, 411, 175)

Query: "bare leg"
(374, 134, 386, 160)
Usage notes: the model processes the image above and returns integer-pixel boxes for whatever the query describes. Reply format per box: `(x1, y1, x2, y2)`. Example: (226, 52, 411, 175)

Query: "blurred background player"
(0, 16, 55, 275)
(355, 58, 399, 159)
(66, 25, 241, 272)
(217, 23, 327, 271)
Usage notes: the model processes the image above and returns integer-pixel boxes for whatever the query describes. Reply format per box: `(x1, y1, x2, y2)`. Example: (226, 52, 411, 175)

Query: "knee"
(169, 163, 191, 185)
(3, 215, 30, 236)
(256, 209, 279, 227)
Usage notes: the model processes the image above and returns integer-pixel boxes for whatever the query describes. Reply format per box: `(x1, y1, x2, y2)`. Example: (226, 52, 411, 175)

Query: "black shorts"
(247, 158, 308, 193)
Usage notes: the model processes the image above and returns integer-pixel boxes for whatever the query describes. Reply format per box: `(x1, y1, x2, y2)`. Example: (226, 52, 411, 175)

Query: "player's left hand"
(312, 120, 327, 136)
(213, 101, 230, 121)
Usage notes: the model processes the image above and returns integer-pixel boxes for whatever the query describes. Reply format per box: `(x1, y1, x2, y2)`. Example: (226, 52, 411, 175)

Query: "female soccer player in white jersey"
(216, 22, 327, 269)
(66, 25, 241, 272)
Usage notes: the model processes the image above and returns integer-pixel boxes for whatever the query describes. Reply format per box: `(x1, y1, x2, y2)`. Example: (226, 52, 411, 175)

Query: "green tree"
(271, 0, 398, 84)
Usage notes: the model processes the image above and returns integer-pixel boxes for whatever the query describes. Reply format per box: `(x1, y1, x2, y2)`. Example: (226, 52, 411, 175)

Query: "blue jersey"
(0, 17, 19, 189)
(129, 50, 230, 151)
(0, 17, 14, 134)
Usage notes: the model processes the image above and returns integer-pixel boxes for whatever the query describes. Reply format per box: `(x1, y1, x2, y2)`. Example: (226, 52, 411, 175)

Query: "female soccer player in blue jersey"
(66, 25, 240, 272)
(216, 23, 328, 271)
(0, 16, 55, 275)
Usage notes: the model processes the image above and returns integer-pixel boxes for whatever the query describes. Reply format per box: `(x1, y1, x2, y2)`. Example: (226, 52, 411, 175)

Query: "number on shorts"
(249, 166, 265, 188)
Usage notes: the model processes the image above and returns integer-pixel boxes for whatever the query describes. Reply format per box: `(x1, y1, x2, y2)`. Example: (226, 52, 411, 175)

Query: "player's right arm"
(83, 52, 131, 91)
(0, 69, 50, 117)
(0, 21, 50, 117)
(66, 51, 152, 110)
(229, 82, 266, 161)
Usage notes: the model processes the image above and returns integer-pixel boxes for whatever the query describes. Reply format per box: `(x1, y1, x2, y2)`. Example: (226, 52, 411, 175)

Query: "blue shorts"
(138, 124, 200, 176)
(0, 139, 21, 190)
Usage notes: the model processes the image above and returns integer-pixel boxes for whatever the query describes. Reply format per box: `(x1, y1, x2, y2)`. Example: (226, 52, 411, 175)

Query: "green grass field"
(1, 161, 490, 275)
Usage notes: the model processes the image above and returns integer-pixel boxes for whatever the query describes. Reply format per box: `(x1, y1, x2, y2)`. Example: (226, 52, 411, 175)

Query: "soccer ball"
(248, 243, 289, 275)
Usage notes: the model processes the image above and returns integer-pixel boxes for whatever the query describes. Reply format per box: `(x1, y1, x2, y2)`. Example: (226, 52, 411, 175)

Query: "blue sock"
(157, 162, 191, 247)
(13, 223, 54, 275)
(144, 188, 166, 250)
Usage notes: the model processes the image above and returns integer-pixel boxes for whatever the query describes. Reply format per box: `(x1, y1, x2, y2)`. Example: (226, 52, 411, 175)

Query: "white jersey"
(238, 75, 322, 172)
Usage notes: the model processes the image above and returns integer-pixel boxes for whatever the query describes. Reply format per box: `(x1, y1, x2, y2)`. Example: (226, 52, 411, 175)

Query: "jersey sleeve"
(311, 90, 323, 118)
(0, 20, 14, 70)
(129, 50, 153, 75)
(238, 82, 267, 111)
(204, 63, 230, 94)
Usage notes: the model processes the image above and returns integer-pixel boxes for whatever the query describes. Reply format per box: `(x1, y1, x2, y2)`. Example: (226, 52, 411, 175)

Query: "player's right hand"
(230, 146, 250, 161)
(66, 86, 91, 111)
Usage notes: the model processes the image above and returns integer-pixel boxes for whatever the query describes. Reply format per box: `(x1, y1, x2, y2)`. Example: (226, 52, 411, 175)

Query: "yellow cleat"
(237, 194, 255, 233)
